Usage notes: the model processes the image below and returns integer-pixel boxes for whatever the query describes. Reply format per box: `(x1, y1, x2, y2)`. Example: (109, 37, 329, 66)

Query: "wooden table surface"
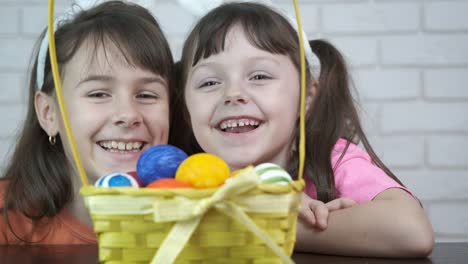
(0, 243, 466, 263)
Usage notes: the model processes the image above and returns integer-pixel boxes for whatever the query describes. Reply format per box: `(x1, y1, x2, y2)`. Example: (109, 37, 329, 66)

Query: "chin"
(226, 159, 255, 171)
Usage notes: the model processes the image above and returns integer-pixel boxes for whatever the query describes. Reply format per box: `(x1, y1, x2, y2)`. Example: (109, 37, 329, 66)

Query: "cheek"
(266, 93, 300, 123)
(70, 108, 107, 135)
(146, 104, 170, 131)
(185, 93, 214, 123)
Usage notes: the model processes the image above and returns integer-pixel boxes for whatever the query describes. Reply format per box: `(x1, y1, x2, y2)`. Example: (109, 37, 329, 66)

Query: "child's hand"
(299, 193, 357, 230)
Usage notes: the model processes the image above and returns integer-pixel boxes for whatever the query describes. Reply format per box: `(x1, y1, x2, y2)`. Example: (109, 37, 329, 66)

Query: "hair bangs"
(84, 14, 172, 81)
(46, 4, 172, 93)
(190, 3, 298, 67)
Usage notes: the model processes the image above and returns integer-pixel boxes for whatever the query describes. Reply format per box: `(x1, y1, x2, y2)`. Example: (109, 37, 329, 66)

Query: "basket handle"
(47, 0, 89, 186)
(292, 0, 306, 182)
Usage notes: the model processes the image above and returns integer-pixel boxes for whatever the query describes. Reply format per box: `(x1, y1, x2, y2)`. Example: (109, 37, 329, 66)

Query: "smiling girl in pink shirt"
(176, 2, 434, 257)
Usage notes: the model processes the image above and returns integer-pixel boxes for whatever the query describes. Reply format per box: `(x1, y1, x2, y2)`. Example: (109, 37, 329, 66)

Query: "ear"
(35, 91, 59, 137)
(305, 80, 319, 113)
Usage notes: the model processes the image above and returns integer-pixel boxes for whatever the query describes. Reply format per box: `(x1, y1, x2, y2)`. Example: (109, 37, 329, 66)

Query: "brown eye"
(88, 91, 110, 98)
(137, 92, 159, 99)
(250, 74, 271, 81)
(199, 80, 220, 88)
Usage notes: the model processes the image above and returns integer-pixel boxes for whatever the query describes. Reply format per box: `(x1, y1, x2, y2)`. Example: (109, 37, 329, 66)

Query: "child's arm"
(294, 188, 434, 257)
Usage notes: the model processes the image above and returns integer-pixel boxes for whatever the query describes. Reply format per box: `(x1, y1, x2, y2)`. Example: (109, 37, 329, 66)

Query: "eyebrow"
(191, 55, 281, 73)
(76, 75, 167, 88)
(246, 56, 281, 66)
(78, 75, 113, 85)
(190, 62, 218, 76)
(139, 76, 168, 87)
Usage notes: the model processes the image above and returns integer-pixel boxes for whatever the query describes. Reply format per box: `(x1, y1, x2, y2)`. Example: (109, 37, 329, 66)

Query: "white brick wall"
(381, 102, 468, 133)
(0, 0, 467, 242)
(429, 203, 468, 237)
(323, 3, 420, 33)
(0, 7, 21, 34)
(0, 73, 26, 104)
(424, 69, 468, 99)
(0, 105, 26, 138)
(0, 38, 37, 70)
(428, 136, 468, 168)
(328, 37, 378, 66)
(354, 69, 421, 100)
(382, 35, 468, 65)
(425, 2, 468, 31)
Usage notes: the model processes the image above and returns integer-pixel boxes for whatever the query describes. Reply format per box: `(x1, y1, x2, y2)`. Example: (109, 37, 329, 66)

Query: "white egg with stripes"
(255, 163, 292, 185)
(95, 172, 140, 188)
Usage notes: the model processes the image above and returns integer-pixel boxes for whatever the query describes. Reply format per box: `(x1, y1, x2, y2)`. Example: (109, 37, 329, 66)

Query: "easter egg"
(147, 178, 192, 188)
(137, 144, 188, 186)
(95, 172, 139, 188)
(255, 163, 292, 185)
(127, 171, 144, 187)
(176, 153, 230, 188)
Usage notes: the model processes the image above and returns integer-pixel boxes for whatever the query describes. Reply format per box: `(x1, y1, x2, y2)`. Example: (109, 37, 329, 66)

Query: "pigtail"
(294, 39, 403, 202)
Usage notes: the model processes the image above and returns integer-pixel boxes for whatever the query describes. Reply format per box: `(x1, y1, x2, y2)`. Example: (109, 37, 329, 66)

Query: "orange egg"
(147, 178, 192, 188)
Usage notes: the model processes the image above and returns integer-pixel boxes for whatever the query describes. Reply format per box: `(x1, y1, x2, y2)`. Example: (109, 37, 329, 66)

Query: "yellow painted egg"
(175, 153, 230, 188)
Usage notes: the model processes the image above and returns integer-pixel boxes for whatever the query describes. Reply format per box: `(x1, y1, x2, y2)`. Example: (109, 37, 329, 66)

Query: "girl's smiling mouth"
(97, 140, 146, 152)
(216, 117, 263, 133)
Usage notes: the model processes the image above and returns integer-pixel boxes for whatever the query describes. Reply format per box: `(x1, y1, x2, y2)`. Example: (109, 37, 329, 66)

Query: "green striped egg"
(255, 163, 292, 185)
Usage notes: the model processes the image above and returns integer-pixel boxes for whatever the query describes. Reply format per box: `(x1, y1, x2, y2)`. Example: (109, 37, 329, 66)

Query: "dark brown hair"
(1, 0, 174, 242)
(176, 2, 403, 202)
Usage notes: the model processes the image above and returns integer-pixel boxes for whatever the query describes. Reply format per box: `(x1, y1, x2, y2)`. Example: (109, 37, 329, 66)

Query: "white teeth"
(118, 142, 125, 150)
(219, 118, 261, 129)
(99, 140, 144, 151)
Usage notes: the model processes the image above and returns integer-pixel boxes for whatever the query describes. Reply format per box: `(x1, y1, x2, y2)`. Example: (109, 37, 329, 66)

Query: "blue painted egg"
(136, 144, 188, 186)
(95, 172, 139, 188)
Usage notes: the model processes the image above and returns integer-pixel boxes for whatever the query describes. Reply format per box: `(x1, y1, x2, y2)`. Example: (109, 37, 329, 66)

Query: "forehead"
(65, 38, 133, 77)
(202, 25, 286, 64)
(224, 25, 249, 50)
(197, 25, 265, 62)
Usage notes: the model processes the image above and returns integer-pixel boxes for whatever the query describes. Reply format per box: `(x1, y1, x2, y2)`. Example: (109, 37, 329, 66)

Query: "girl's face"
(56, 40, 170, 182)
(185, 25, 301, 171)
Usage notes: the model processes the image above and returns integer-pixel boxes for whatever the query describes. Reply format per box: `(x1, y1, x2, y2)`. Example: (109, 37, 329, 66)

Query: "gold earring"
(49, 135, 56, 145)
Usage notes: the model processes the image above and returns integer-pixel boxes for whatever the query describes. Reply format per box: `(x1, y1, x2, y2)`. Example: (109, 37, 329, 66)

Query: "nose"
(112, 97, 142, 128)
(223, 82, 249, 105)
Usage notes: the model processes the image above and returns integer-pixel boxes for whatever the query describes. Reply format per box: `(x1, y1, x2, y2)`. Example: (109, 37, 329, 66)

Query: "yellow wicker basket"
(81, 167, 304, 264)
(46, 0, 308, 263)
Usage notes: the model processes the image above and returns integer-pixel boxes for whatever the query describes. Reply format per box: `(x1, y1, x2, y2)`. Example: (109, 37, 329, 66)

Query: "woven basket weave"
(81, 168, 304, 264)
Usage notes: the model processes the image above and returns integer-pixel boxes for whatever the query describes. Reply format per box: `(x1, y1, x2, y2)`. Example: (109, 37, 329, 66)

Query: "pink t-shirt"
(304, 139, 409, 204)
